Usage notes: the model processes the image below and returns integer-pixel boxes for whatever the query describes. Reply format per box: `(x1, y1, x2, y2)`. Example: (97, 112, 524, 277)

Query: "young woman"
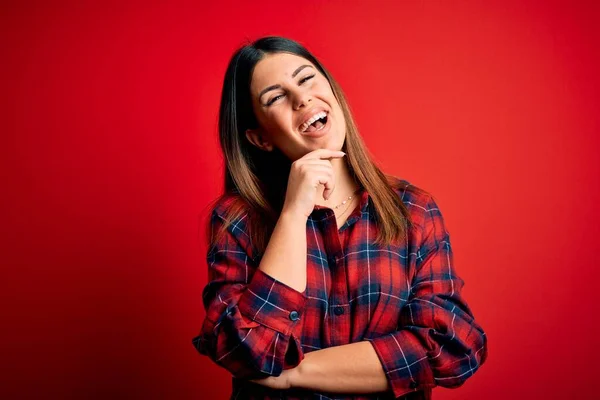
(192, 36, 488, 400)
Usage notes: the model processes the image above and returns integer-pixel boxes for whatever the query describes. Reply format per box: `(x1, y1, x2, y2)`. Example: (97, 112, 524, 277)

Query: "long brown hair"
(205, 36, 429, 255)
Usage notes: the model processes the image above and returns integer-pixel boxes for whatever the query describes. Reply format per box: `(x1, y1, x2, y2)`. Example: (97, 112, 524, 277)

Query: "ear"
(245, 127, 274, 152)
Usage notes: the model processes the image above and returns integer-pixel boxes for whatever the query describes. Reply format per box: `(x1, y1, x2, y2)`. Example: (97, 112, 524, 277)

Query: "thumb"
(322, 182, 334, 201)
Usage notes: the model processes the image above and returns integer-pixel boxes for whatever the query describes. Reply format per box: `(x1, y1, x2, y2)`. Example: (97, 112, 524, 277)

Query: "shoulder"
(208, 192, 256, 259)
(212, 192, 244, 218)
(387, 176, 441, 231)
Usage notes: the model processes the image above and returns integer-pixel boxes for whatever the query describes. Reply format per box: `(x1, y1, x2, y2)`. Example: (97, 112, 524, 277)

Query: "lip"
(298, 107, 329, 131)
(300, 112, 331, 138)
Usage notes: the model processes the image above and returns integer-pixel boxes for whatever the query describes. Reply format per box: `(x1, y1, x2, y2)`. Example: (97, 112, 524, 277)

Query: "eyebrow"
(258, 64, 314, 102)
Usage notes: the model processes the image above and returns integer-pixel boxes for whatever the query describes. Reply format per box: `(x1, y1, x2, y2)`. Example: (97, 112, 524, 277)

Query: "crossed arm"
(252, 341, 389, 394)
(195, 197, 488, 398)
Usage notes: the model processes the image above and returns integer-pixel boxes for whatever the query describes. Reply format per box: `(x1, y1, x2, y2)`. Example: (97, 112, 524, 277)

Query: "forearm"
(292, 341, 389, 394)
(257, 211, 307, 292)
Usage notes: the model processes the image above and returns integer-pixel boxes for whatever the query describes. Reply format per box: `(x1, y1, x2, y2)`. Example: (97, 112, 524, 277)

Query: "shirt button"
(334, 306, 344, 316)
(409, 381, 419, 389)
(289, 310, 300, 321)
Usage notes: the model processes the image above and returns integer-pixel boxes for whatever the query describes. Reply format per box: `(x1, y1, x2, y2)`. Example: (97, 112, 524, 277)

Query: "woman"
(192, 36, 488, 400)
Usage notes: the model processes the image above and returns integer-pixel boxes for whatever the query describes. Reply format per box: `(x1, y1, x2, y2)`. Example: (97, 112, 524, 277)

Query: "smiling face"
(245, 52, 346, 161)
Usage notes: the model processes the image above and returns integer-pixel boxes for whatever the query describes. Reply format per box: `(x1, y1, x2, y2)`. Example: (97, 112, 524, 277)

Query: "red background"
(2, 1, 599, 398)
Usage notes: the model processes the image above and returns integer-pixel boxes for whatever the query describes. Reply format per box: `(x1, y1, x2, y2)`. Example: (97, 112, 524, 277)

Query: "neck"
(314, 157, 359, 208)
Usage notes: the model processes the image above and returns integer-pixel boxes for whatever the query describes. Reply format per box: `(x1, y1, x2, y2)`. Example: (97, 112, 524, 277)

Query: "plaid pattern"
(192, 179, 488, 399)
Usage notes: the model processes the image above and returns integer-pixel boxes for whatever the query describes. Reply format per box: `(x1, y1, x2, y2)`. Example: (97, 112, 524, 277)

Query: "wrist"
(289, 353, 312, 389)
(279, 208, 308, 225)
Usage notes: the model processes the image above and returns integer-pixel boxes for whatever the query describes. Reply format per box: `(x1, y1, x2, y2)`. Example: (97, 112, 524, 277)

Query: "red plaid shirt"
(193, 179, 488, 399)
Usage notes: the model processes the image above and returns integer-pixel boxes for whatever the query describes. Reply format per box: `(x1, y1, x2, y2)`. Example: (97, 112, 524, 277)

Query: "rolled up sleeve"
(192, 210, 307, 379)
(368, 195, 488, 398)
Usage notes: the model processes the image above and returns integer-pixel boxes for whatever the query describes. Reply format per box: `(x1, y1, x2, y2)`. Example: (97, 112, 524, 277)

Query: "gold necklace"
(332, 188, 361, 210)
(335, 195, 355, 218)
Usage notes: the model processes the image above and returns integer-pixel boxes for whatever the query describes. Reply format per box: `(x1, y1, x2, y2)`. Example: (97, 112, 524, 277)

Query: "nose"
(292, 88, 312, 110)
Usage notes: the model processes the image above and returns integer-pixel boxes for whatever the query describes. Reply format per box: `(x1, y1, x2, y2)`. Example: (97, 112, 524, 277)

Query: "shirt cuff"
(368, 329, 436, 398)
(238, 268, 308, 336)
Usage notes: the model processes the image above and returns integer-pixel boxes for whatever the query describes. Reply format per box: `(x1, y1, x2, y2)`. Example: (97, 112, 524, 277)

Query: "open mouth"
(300, 112, 328, 133)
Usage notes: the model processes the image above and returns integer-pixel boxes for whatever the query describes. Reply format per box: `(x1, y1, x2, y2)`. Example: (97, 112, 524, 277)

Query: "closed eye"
(266, 94, 284, 106)
(300, 74, 315, 84)
(265, 75, 316, 106)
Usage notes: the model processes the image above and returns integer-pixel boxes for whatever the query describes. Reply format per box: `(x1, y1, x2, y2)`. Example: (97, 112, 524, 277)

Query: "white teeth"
(300, 111, 327, 132)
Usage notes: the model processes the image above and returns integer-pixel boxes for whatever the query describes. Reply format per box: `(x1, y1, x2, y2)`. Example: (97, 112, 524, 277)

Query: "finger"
(298, 159, 334, 168)
(301, 148, 345, 160)
(294, 159, 334, 174)
(316, 174, 335, 200)
(303, 164, 335, 177)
